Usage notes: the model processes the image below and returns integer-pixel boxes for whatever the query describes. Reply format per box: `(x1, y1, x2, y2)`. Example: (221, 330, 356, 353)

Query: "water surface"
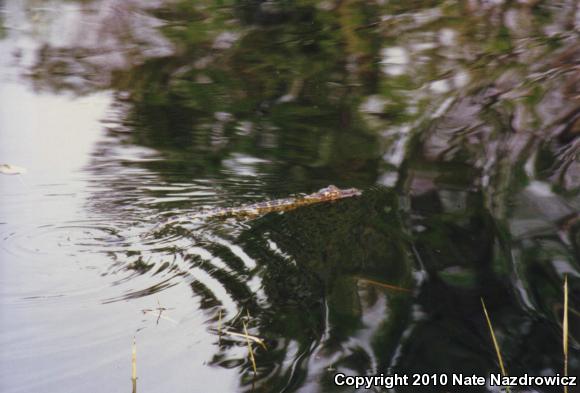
(0, 1, 579, 392)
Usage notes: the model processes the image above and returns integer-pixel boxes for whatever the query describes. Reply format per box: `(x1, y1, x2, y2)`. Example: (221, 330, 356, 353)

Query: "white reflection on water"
(0, 79, 239, 393)
(0, 3, 238, 392)
(380, 46, 409, 76)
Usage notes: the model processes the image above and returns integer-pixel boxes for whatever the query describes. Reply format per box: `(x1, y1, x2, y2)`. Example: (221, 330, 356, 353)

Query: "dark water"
(0, 1, 579, 392)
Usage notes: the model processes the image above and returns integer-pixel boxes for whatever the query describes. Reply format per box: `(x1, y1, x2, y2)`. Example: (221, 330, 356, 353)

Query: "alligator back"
(151, 185, 362, 231)
(197, 185, 362, 219)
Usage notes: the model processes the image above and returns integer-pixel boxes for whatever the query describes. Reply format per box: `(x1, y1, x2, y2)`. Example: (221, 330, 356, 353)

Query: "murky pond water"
(0, 1, 579, 392)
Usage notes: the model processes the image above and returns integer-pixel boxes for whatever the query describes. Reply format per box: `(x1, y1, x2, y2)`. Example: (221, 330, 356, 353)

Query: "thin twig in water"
(141, 299, 176, 325)
(156, 298, 164, 325)
(481, 298, 510, 393)
(210, 328, 267, 350)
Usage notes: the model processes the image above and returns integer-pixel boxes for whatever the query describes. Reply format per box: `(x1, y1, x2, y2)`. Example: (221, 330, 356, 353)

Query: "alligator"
(151, 185, 362, 231)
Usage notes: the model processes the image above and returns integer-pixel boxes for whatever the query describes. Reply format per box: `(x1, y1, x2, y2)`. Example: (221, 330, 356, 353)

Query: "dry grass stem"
(209, 328, 267, 349)
(563, 275, 569, 393)
(357, 277, 411, 293)
(218, 309, 223, 345)
(481, 298, 510, 393)
(132, 337, 137, 392)
(243, 320, 257, 374)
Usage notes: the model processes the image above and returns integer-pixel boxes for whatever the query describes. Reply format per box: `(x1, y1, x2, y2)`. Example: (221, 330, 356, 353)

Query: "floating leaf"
(0, 164, 27, 175)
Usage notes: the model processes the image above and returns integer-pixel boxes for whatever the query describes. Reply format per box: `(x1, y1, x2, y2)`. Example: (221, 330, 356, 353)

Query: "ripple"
(1, 222, 125, 258)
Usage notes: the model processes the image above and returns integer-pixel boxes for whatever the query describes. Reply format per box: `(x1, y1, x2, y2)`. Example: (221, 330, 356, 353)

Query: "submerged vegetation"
(0, 0, 578, 392)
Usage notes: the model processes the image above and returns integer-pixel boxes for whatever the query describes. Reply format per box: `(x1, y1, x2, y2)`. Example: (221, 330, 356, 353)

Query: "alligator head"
(304, 185, 362, 202)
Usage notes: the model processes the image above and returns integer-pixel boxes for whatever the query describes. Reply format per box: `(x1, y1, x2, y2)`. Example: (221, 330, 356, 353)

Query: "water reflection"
(1, 0, 579, 392)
